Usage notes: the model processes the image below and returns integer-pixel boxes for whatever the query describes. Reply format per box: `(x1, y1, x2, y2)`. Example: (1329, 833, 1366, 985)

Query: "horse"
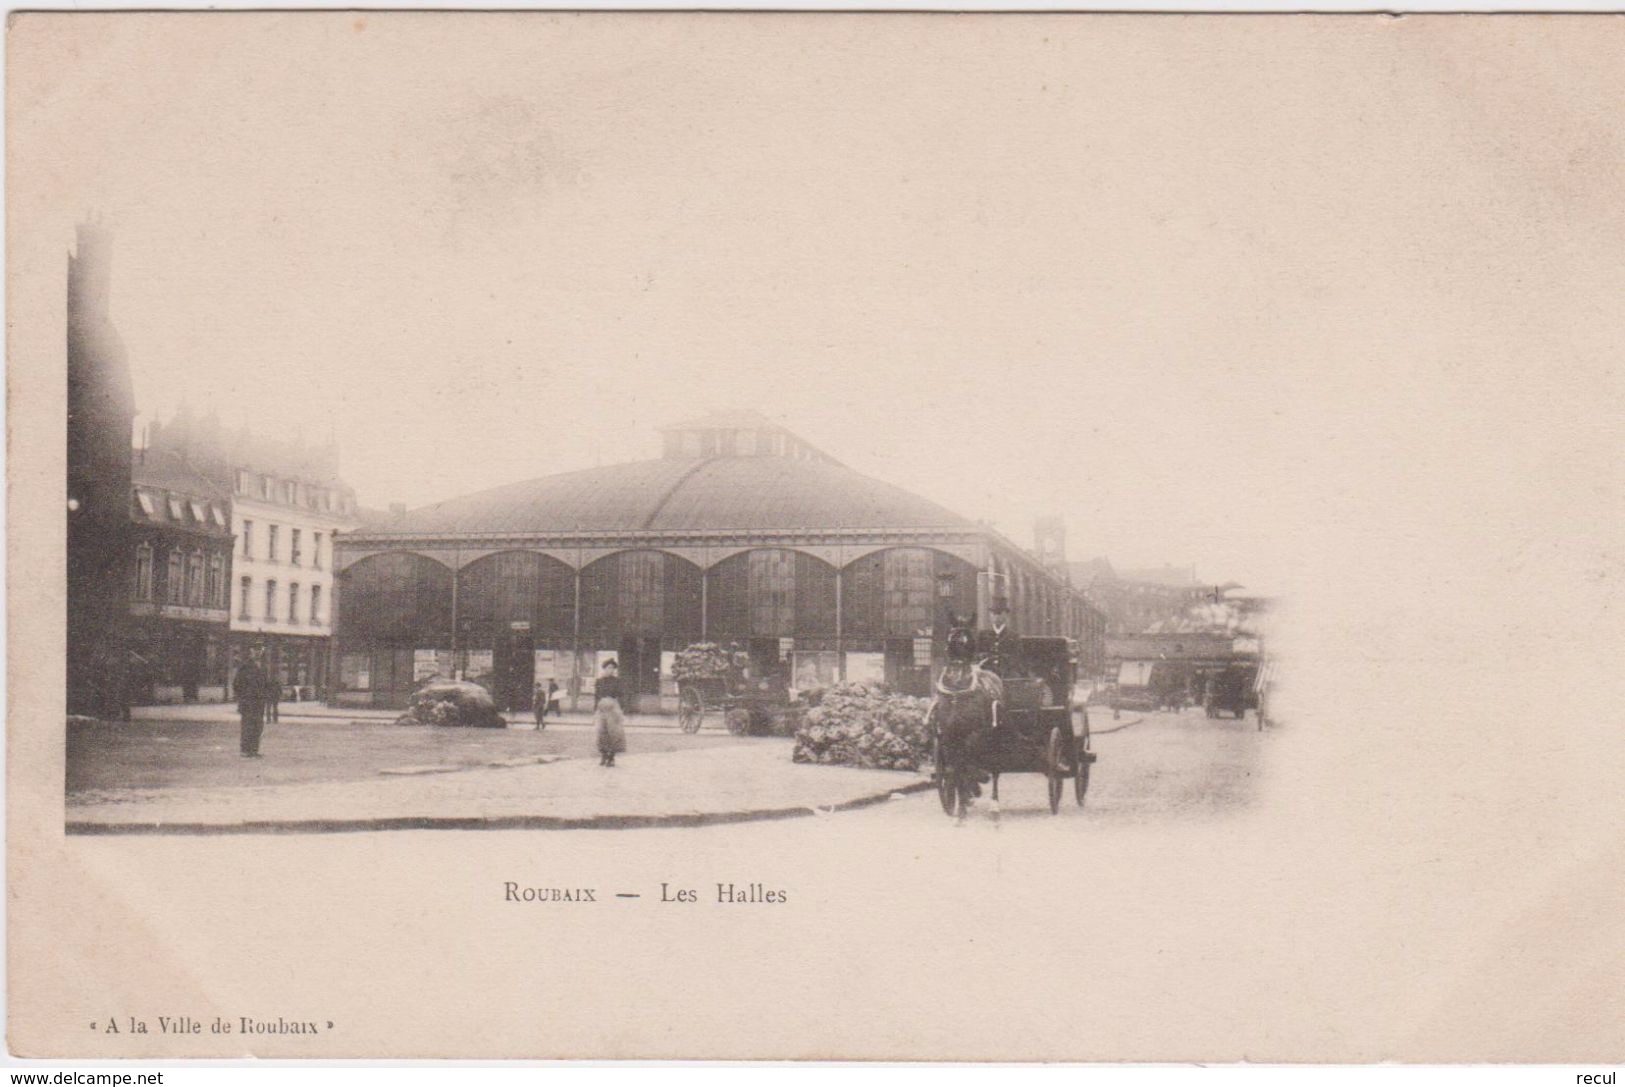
(928, 627, 1004, 817)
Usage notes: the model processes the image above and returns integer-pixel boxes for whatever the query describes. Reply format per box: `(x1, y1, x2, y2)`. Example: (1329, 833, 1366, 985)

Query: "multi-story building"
(1069, 558, 1217, 635)
(66, 222, 135, 718)
(145, 412, 358, 701)
(127, 449, 235, 704)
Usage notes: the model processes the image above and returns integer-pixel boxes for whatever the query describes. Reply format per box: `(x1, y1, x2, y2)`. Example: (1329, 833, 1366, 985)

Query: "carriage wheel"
(934, 737, 960, 818)
(678, 688, 704, 734)
(1074, 712, 1092, 807)
(1046, 728, 1064, 814)
(724, 707, 751, 736)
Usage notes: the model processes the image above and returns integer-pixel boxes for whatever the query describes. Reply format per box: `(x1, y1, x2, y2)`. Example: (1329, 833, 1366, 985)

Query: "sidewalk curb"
(1090, 714, 1145, 736)
(64, 778, 937, 837)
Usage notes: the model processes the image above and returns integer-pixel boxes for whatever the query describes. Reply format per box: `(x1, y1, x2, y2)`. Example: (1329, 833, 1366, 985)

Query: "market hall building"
(332, 413, 1103, 711)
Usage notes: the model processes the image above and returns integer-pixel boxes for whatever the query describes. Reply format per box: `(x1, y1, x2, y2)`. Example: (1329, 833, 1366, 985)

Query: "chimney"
(68, 221, 114, 323)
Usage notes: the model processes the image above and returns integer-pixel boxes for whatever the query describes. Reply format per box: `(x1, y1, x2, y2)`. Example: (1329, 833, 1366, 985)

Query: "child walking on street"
(533, 679, 561, 729)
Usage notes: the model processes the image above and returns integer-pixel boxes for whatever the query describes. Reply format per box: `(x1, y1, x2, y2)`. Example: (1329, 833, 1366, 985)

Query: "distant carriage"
(1203, 664, 1258, 721)
(928, 632, 1095, 819)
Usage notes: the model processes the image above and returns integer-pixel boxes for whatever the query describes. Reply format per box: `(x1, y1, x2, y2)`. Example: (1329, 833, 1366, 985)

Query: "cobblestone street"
(68, 711, 739, 795)
(64, 706, 1266, 832)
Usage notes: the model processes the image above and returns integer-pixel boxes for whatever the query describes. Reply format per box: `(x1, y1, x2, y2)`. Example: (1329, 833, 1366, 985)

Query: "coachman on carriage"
(927, 605, 1096, 819)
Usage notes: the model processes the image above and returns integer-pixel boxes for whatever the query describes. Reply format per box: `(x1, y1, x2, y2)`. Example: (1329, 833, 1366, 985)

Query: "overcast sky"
(19, 15, 1625, 598)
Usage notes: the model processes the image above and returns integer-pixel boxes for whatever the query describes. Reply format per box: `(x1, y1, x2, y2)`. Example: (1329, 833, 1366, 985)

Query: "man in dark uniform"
(234, 646, 268, 758)
(978, 596, 1022, 677)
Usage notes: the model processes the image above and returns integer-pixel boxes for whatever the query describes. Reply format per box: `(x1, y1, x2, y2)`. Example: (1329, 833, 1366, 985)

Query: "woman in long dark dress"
(594, 660, 627, 767)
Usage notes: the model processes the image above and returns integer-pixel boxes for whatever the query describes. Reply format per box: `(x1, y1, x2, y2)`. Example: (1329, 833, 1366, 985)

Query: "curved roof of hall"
(375, 456, 978, 537)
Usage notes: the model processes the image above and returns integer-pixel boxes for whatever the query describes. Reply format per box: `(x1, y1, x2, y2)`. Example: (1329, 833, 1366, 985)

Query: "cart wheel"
(1046, 728, 1064, 814)
(724, 707, 751, 736)
(1074, 712, 1091, 807)
(678, 688, 704, 734)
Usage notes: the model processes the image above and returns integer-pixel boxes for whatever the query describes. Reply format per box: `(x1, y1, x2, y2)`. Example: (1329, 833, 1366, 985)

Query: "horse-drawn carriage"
(928, 632, 1096, 818)
(673, 643, 794, 736)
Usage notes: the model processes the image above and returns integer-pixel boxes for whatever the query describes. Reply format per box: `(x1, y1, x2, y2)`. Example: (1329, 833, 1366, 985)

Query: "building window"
(262, 476, 274, 500)
(134, 543, 154, 601)
(242, 520, 253, 558)
(135, 491, 156, 517)
(165, 549, 183, 604)
(748, 549, 795, 635)
(183, 545, 199, 607)
(288, 582, 300, 623)
(187, 549, 204, 605)
(882, 548, 934, 636)
(208, 554, 224, 608)
(340, 653, 370, 691)
(284, 480, 296, 505)
(265, 579, 277, 621)
(309, 584, 322, 625)
(236, 469, 250, 495)
(312, 532, 323, 569)
(268, 524, 279, 562)
(291, 528, 302, 566)
(167, 495, 184, 521)
(189, 499, 207, 523)
(240, 576, 252, 618)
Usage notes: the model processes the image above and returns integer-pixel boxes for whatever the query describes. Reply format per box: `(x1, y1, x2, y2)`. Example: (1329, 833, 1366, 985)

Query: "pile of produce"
(791, 683, 932, 771)
(671, 643, 733, 682)
(395, 680, 505, 728)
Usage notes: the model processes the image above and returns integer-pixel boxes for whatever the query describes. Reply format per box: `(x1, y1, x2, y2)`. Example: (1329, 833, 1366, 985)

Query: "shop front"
(127, 605, 231, 704)
(228, 633, 329, 704)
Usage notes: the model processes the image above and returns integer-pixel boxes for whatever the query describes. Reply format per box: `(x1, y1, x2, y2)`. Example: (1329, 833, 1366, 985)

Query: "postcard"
(8, 12, 1623, 1060)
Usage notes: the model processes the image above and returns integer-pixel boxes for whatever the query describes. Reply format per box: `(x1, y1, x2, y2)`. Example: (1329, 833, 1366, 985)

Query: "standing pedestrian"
(534, 679, 560, 729)
(594, 660, 626, 767)
(235, 646, 268, 758)
(264, 652, 280, 724)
